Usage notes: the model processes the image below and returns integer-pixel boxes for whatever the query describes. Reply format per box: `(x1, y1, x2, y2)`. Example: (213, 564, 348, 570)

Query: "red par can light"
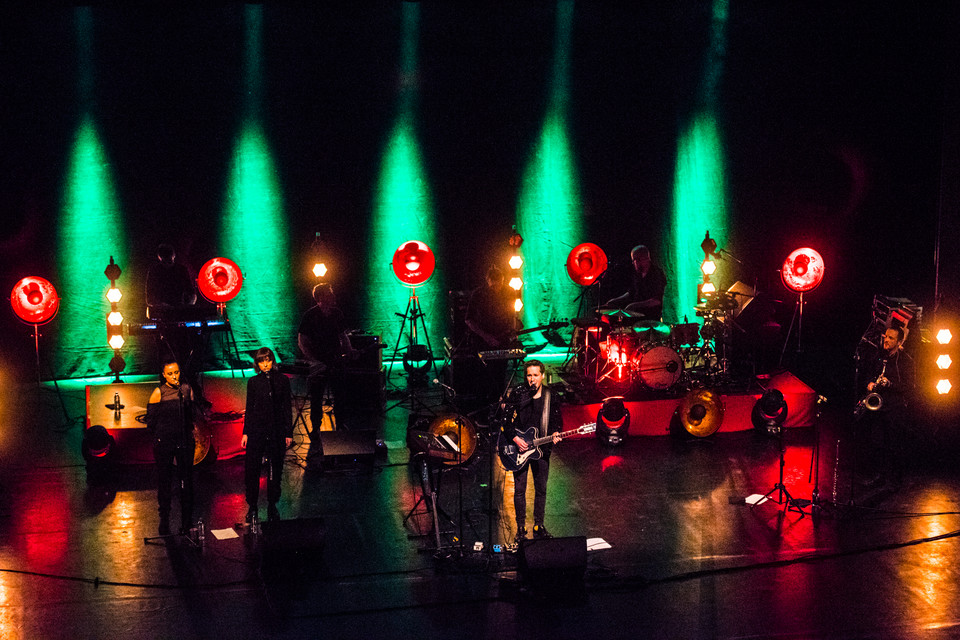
(198, 257, 243, 303)
(391, 240, 435, 287)
(566, 243, 608, 286)
(11, 276, 60, 324)
(781, 247, 824, 293)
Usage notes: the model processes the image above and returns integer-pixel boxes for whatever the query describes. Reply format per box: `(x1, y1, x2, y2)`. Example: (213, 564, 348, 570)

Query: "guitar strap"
(540, 387, 551, 438)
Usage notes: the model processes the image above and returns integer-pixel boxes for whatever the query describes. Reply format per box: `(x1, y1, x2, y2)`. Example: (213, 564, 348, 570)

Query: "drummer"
(604, 244, 667, 321)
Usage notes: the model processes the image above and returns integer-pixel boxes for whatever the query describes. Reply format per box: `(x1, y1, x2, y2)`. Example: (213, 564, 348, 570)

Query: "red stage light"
(391, 240, 435, 287)
(566, 243, 608, 286)
(197, 257, 243, 303)
(781, 248, 824, 293)
(10, 276, 60, 324)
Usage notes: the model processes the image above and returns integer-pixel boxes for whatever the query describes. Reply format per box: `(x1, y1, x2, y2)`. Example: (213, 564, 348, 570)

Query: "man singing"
(501, 359, 562, 544)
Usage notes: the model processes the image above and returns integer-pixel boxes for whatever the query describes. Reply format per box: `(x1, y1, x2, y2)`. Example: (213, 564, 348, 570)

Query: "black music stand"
(404, 439, 457, 553)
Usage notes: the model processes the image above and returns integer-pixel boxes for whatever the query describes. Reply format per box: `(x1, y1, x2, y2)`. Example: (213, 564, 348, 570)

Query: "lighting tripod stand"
(386, 289, 436, 413)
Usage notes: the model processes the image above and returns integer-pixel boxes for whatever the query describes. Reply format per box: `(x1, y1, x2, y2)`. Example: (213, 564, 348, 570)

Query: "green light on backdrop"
(516, 0, 583, 334)
(364, 2, 444, 354)
(219, 5, 296, 360)
(55, 8, 129, 377)
(666, 0, 730, 324)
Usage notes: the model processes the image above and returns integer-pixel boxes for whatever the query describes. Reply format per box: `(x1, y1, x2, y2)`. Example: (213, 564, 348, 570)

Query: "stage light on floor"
(937, 354, 952, 370)
(509, 255, 523, 270)
(81, 424, 115, 462)
(752, 389, 788, 435)
(937, 379, 952, 395)
(596, 396, 629, 446)
(402, 343, 431, 387)
(937, 329, 952, 345)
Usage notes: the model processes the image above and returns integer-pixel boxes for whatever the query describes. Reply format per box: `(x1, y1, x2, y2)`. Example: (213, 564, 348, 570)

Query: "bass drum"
(635, 344, 683, 390)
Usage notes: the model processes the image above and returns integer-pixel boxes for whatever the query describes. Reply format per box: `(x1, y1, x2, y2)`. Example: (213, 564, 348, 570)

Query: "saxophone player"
(859, 326, 914, 488)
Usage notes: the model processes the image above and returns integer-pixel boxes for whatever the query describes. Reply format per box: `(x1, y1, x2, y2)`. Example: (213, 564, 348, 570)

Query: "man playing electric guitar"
(501, 359, 562, 544)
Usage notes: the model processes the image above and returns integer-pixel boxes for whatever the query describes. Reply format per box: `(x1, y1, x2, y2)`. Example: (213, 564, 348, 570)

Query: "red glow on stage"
(10, 276, 59, 324)
(198, 257, 243, 303)
(566, 242, 608, 285)
(391, 241, 435, 287)
(601, 455, 626, 472)
(781, 248, 824, 293)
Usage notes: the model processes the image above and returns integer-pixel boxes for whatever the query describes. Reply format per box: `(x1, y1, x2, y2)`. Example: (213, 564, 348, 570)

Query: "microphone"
(432, 379, 457, 396)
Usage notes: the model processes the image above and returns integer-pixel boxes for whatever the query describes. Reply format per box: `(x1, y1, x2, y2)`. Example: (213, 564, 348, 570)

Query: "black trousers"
(154, 437, 194, 526)
(513, 456, 550, 528)
(245, 437, 285, 508)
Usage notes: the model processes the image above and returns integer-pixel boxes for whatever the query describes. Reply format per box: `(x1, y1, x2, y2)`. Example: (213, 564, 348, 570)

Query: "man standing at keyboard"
(465, 266, 517, 402)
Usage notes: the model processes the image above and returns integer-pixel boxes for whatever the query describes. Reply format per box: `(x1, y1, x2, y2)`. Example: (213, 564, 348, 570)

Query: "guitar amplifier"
(348, 331, 383, 371)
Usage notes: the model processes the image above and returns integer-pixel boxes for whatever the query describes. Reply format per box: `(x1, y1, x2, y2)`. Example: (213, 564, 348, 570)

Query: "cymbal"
(597, 308, 650, 326)
(698, 292, 737, 311)
(572, 316, 603, 328)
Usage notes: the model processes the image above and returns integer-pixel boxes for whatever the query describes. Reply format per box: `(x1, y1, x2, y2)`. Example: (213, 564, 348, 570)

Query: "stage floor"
(2, 366, 960, 639)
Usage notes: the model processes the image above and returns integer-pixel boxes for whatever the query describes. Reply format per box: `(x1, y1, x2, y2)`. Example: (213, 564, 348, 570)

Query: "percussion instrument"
(635, 344, 683, 390)
(425, 414, 477, 466)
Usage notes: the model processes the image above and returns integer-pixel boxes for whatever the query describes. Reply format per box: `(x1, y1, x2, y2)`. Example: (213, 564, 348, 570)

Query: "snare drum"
(635, 344, 683, 390)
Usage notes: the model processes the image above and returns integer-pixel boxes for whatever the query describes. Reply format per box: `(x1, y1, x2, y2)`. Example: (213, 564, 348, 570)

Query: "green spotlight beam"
(219, 5, 296, 361)
(55, 9, 129, 377)
(666, 0, 730, 324)
(516, 1, 583, 334)
(363, 3, 444, 355)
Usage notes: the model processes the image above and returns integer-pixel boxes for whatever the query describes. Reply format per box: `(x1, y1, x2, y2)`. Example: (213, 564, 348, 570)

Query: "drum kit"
(572, 291, 742, 394)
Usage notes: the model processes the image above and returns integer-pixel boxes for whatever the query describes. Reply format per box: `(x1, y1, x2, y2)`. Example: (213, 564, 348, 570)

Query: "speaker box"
(319, 429, 377, 466)
(518, 536, 587, 585)
(260, 517, 326, 581)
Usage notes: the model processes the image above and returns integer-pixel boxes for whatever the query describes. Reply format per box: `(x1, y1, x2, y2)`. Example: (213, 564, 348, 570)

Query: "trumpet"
(854, 360, 886, 419)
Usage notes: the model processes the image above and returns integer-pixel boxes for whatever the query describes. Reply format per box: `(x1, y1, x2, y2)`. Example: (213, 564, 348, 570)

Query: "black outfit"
(243, 370, 293, 512)
(859, 347, 915, 483)
(298, 305, 348, 430)
(145, 382, 195, 532)
(145, 261, 199, 373)
(465, 283, 516, 400)
(145, 261, 196, 320)
(622, 264, 667, 320)
(502, 386, 563, 531)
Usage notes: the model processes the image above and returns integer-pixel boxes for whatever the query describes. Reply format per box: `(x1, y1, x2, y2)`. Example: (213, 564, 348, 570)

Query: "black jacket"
(243, 371, 293, 442)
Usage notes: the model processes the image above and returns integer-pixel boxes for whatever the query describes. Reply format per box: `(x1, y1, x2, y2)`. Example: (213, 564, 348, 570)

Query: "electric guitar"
(497, 422, 596, 472)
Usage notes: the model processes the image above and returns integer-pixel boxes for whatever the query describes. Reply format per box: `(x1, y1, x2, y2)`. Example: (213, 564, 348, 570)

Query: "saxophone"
(854, 360, 886, 419)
